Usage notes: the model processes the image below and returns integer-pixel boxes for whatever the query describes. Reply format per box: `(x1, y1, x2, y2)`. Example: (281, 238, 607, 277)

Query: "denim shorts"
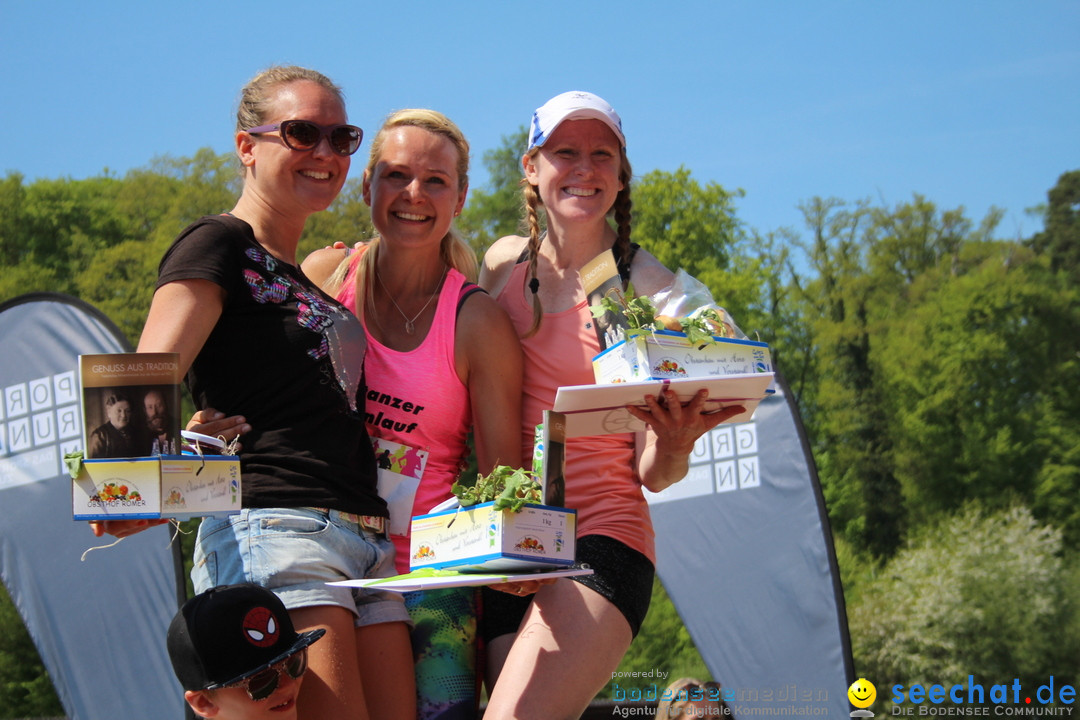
(192, 507, 409, 627)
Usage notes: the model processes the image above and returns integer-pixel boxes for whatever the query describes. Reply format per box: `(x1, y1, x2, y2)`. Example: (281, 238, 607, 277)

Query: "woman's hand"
(629, 389, 745, 493)
(627, 389, 744, 456)
(89, 518, 170, 538)
(487, 578, 556, 597)
(187, 408, 250, 447)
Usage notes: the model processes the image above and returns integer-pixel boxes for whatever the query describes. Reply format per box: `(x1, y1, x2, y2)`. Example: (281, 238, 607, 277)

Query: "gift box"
(592, 329, 773, 384)
(72, 454, 241, 521)
(409, 502, 576, 572)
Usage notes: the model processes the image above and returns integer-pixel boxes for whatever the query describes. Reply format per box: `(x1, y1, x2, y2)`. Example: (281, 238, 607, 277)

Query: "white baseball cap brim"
(527, 91, 625, 151)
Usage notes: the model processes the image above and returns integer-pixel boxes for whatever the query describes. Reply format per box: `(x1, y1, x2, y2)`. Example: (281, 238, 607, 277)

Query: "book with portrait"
(580, 249, 632, 351)
(79, 352, 183, 459)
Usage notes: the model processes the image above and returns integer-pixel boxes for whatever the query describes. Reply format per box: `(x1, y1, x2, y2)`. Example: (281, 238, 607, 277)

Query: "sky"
(2, 1, 1078, 242)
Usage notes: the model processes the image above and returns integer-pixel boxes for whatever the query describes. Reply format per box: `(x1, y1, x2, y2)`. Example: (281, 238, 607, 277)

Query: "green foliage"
(458, 128, 529, 256)
(632, 167, 742, 284)
(1029, 169, 1080, 279)
(848, 505, 1078, 693)
(0, 583, 63, 718)
(450, 465, 542, 510)
(2, 142, 1079, 715)
(879, 243, 1058, 518)
(796, 197, 903, 557)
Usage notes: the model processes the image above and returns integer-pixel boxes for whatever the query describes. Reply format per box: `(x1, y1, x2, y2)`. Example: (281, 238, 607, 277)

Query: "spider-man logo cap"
(167, 583, 325, 691)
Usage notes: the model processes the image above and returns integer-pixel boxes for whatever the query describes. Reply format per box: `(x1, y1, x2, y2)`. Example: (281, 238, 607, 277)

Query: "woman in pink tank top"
(478, 92, 746, 719)
(303, 109, 522, 720)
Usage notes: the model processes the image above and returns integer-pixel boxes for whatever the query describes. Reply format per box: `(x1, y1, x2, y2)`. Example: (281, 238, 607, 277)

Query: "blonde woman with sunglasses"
(91, 66, 415, 720)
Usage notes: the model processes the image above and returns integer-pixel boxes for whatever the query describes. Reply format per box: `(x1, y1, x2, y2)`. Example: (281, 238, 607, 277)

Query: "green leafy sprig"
(588, 284, 658, 330)
(589, 287, 733, 345)
(451, 465, 543, 512)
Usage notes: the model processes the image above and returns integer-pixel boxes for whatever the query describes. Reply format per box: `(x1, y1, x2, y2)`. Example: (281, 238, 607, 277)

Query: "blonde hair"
(235, 65, 344, 133)
(350, 109, 476, 318)
(519, 145, 633, 337)
(656, 678, 730, 719)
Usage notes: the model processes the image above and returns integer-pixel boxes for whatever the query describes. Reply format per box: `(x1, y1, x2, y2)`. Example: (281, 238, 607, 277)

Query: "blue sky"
(2, 1, 1077, 241)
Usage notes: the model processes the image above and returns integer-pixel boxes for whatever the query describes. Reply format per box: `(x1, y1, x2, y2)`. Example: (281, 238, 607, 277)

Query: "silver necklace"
(376, 266, 448, 335)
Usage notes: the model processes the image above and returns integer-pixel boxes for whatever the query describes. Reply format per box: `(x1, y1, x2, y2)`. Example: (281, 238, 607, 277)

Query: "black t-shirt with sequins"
(157, 214, 384, 516)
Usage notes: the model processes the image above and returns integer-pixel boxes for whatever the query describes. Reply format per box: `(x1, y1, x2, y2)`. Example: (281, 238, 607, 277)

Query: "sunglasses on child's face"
(225, 647, 308, 701)
(247, 120, 363, 156)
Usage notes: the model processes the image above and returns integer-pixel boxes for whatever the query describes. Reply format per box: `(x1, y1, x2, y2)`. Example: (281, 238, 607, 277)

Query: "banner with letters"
(0, 293, 184, 720)
(647, 371, 854, 717)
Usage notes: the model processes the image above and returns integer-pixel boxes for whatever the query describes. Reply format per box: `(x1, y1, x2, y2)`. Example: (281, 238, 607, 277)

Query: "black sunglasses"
(224, 647, 308, 701)
(247, 120, 363, 157)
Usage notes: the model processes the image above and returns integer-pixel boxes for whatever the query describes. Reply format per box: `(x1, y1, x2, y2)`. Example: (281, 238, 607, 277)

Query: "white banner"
(648, 371, 853, 717)
(0, 293, 184, 720)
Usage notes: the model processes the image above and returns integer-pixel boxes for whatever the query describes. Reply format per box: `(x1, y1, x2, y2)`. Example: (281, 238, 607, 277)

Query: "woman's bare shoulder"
(479, 235, 529, 295)
(484, 235, 529, 268)
(628, 247, 676, 296)
(301, 247, 350, 293)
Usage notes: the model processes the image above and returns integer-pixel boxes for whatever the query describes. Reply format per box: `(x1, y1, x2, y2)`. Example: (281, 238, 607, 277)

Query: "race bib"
(371, 437, 428, 536)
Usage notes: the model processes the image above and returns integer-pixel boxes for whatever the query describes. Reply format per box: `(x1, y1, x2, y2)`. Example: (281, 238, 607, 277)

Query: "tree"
(1026, 169, 1080, 546)
(631, 167, 742, 288)
(794, 197, 903, 558)
(458, 128, 529, 257)
(1029, 169, 1080, 279)
(850, 505, 1077, 695)
(878, 240, 1057, 519)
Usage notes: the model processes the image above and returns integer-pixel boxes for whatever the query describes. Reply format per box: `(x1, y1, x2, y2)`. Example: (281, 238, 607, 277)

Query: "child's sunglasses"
(224, 647, 308, 701)
(247, 120, 363, 157)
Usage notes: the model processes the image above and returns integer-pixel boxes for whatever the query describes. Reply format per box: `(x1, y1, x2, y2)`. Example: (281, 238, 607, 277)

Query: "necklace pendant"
(404, 320, 416, 335)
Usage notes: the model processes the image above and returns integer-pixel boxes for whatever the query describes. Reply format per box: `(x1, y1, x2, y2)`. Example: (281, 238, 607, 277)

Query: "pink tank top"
(497, 262, 656, 563)
(338, 254, 473, 572)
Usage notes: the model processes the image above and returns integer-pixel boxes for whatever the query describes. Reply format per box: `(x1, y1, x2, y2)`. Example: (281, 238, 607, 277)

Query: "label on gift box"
(160, 455, 241, 520)
(73, 455, 241, 521)
(409, 502, 576, 572)
(593, 330, 772, 384)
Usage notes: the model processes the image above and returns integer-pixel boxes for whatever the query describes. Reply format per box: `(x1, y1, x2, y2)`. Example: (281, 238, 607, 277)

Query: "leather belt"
(308, 507, 386, 535)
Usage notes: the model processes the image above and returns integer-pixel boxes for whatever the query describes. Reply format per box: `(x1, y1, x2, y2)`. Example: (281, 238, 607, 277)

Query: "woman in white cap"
(479, 91, 744, 718)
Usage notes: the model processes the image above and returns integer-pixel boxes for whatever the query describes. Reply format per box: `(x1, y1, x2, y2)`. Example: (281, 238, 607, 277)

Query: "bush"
(849, 505, 1077, 696)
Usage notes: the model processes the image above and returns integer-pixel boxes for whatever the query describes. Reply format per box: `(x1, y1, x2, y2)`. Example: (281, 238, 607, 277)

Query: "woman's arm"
(630, 391, 745, 493)
(479, 235, 528, 298)
(455, 291, 524, 473)
(137, 280, 226, 369)
(458, 290, 550, 596)
(90, 279, 225, 539)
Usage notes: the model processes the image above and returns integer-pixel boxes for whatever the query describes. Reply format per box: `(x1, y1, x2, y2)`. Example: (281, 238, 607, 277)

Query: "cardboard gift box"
(409, 502, 576, 572)
(72, 454, 241, 522)
(593, 329, 773, 384)
(553, 372, 774, 437)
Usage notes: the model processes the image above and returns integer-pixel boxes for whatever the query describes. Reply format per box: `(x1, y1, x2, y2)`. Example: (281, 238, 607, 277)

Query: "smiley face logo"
(848, 678, 876, 708)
